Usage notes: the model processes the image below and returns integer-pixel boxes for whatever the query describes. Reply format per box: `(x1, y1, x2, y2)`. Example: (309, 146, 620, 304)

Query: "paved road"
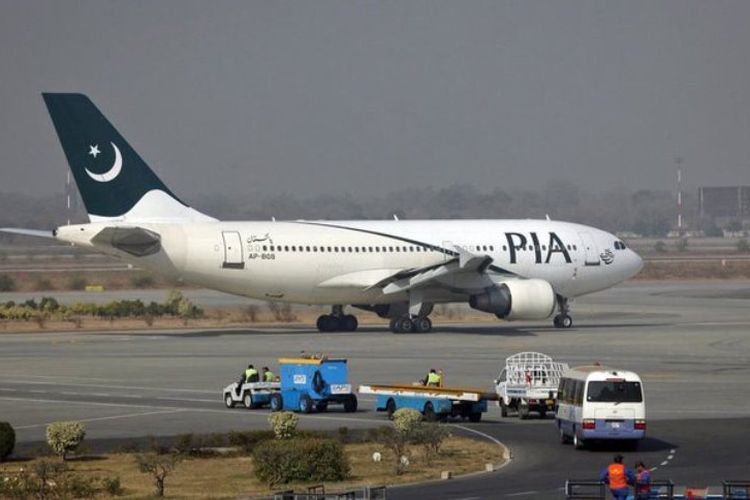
(1, 281, 750, 498)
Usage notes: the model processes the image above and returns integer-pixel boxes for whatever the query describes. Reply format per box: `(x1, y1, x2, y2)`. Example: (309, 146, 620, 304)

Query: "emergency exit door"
(578, 231, 600, 266)
(222, 231, 244, 269)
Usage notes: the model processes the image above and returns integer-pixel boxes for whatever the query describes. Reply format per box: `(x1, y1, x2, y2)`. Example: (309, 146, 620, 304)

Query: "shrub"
(654, 240, 667, 253)
(227, 430, 275, 453)
(0, 422, 15, 461)
(252, 438, 349, 486)
(0, 275, 16, 292)
(102, 476, 123, 496)
(738, 239, 750, 253)
(411, 423, 451, 464)
(34, 278, 53, 291)
(392, 408, 423, 437)
(65, 474, 97, 497)
(135, 452, 182, 497)
(675, 238, 689, 252)
(268, 412, 298, 440)
(175, 433, 195, 455)
(46, 421, 86, 460)
(244, 304, 259, 322)
(39, 296, 60, 312)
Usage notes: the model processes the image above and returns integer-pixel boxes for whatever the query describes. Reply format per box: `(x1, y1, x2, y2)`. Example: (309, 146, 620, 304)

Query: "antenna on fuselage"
(545, 214, 551, 221)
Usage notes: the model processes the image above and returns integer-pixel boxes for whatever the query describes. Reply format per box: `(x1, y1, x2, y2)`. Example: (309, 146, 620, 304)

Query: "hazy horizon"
(2, 1, 750, 198)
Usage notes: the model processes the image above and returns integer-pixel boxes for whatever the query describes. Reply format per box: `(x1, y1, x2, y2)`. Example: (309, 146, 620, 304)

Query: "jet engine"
(469, 279, 556, 320)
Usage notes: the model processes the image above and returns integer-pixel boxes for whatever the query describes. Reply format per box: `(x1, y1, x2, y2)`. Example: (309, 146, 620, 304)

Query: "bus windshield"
(586, 381, 643, 403)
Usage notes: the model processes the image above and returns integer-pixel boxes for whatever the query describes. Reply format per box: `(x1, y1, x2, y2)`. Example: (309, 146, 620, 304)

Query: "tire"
(242, 392, 253, 409)
(342, 314, 358, 332)
(500, 400, 508, 417)
(414, 317, 432, 333)
(386, 399, 397, 420)
(424, 402, 438, 422)
(562, 315, 573, 328)
(553, 315, 562, 328)
(224, 393, 235, 408)
(315, 401, 328, 412)
(573, 432, 585, 450)
(468, 412, 482, 422)
(299, 394, 313, 414)
(518, 405, 529, 420)
(343, 394, 358, 413)
(559, 427, 571, 445)
(399, 317, 415, 333)
(270, 393, 283, 412)
(316, 315, 327, 332)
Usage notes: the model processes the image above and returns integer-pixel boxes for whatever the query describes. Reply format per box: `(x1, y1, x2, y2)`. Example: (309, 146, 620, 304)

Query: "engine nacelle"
(469, 279, 556, 320)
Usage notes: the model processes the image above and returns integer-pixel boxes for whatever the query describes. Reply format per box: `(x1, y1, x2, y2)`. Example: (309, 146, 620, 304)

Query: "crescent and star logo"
(85, 142, 122, 182)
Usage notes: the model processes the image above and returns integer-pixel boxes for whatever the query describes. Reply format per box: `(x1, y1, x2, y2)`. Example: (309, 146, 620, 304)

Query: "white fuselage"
(57, 218, 643, 307)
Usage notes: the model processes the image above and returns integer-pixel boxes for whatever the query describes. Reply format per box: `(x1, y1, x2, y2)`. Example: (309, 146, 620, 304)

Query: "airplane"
(0, 94, 643, 334)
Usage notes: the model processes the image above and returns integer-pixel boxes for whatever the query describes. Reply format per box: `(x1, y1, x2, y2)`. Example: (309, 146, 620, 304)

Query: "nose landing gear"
(553, 295, 573, 329)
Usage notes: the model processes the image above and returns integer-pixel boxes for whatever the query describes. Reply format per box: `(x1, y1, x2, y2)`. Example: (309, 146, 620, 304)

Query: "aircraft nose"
(629, 250, 644, 277)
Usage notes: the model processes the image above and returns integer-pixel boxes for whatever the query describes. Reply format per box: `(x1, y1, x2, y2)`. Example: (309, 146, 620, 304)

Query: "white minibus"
(556, 366, 645, 449)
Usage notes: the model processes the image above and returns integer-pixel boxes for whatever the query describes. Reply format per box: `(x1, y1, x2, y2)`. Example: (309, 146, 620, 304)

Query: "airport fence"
(565, 479, 750, 499)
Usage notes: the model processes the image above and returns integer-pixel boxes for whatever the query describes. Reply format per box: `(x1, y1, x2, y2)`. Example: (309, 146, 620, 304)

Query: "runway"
(1, 281, 749, 497)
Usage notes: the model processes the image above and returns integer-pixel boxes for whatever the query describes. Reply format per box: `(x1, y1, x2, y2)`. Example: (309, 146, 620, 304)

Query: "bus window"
(574, 380, 584, 406)
(586, 381, 643, 403)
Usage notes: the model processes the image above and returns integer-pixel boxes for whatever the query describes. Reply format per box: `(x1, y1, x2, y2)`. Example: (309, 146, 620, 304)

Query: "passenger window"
(284, 246, 289, 251)
(313, 246, 318, 252)
(263, 245, 267, 251)
(368, 246, 373, 252)
(574, 381, 584, 406)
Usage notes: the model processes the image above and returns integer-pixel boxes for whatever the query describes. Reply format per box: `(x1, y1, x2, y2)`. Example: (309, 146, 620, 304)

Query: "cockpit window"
(614, 241, 627, 250)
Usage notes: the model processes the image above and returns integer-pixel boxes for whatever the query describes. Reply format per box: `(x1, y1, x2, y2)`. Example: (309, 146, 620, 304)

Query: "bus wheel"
(573, 432, 585, 449)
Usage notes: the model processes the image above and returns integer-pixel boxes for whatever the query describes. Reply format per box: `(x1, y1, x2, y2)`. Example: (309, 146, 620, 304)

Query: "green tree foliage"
(392, 408, 423, 436)
(0, 274, 15, 292)
(252, 438, 349, 486)
(737, 239, 750, 253)
(0, 422, 15, 461)
(268, 412, 298, 440)
(46, 421, 86, 460)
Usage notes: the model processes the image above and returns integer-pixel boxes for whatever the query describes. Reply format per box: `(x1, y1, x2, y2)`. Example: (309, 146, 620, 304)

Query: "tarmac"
(1, 280, 749, 498)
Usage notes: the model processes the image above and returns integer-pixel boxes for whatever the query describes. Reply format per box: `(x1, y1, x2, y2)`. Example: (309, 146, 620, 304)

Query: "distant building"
(699, 186, 750, 220)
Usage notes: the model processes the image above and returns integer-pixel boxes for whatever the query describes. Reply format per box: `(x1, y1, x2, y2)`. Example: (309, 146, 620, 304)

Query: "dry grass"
(0, 437, 505, 498)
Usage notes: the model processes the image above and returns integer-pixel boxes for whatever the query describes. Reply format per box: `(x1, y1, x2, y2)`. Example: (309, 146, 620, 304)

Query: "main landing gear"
(389, 315, 432, 334)
(316, 305, 358, 332)
(553, 295, 573, 329)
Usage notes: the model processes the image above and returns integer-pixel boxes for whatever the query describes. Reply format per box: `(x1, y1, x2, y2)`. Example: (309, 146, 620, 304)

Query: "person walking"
(599, 454, 635, 500)
(634, 460, 651, 500)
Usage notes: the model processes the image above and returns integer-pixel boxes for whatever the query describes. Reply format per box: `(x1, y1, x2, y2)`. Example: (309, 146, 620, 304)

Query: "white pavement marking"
(507, 491, 538, 497)
(0, 396, 385, 425)
(15, 409, 186, 430)
(660, 461, 668, 466)
(0, 379, 216, 394)
(451, 424, 504, 447)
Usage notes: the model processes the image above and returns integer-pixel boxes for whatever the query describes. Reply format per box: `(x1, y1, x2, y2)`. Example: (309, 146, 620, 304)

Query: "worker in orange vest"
(598, 454, 635, 500)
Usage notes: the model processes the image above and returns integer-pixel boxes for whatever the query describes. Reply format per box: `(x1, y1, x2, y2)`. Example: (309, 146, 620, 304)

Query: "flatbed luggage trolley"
(359, 384, 494, 422)
(270, 356, 358, 413)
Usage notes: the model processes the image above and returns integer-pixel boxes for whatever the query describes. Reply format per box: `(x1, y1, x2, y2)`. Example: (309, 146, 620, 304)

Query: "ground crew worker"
(634, 460, 651, 500)
(599, 454, 635, 500)
(425, 369, 441, 387)
(262, 366, 275, 382)
(244, 364, 259, 383)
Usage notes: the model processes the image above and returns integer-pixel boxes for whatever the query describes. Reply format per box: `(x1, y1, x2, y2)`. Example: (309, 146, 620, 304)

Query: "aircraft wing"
(0, 227, 55, 239)
(319, 244, 517, 294)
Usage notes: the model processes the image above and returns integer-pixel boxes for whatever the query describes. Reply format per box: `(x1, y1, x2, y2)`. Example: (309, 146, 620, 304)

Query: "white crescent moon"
(85, 142, 122, 182)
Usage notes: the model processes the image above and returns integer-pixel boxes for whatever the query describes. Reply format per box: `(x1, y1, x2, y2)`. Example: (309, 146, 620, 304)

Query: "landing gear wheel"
(299, 394, 313, 414)
(270, 393, 283, 412)
(242, 392, 253, 409)
(390, 317, 415, 333)
(414, 317, 432, 333)
(341, 314, 358, 332)
(386, 399, 397, 419)
(316, 314, 341, 332)
(424, 402, 437, 422)
(343, 394, 358, 413)
(224, 394, 235, 409)
(553, 314, 573, 329)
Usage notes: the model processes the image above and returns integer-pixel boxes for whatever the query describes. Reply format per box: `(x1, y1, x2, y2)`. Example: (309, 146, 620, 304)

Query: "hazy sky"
(2, 1, 750, 199)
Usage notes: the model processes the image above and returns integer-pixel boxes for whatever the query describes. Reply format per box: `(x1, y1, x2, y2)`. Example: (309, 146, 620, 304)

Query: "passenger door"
(577, 231, 600, 266)
(221, 231, 244, 269)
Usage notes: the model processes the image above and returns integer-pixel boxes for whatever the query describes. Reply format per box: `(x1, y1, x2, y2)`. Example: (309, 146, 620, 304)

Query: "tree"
(46, 421, 85, 460)
(135, 452, 182, 497)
